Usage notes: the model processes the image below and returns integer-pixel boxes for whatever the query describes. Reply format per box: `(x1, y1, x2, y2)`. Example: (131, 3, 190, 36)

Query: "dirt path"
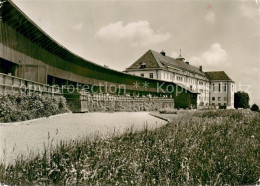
(0, 112, 166, 164)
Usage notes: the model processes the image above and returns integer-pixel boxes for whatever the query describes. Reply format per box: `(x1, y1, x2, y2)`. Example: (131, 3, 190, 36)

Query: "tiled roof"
(205, 71, 233, 81)
(150, 50, 205, 76)
(127, 50, 163, 69)
(126, 50, 205, 76)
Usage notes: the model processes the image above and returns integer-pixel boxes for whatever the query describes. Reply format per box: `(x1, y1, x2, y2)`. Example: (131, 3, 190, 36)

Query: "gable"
(127, 50, 161, 69)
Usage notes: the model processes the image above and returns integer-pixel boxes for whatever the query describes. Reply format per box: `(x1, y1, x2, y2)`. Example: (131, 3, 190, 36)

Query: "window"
(212, 97, 215, 101)
(199, 81, 203, 85)
(224, 83, 227, 92)
(224, 97, 227, 101)
(149, 73, 153, 79)
(213, 84, 215, 92)
(140, 62, 146, 68)
(199, 89, 203, 93)
(140, 73, 144, 77)
(218, 103, 221, 106)
(224, 103, 226, 106)
(219, 84, 221, 92)
(190, 85, 192, 90)
(218, 97, 221, 101)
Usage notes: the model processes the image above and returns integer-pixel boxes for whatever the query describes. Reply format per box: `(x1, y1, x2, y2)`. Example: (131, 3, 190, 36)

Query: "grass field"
(0, 109, 259, 185)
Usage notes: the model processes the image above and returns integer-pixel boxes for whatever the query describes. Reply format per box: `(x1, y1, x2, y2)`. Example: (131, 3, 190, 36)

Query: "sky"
(12, 0, 260, 105)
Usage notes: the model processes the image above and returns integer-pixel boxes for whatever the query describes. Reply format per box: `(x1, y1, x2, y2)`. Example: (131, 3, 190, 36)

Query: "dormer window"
(140, 62, 146, 69)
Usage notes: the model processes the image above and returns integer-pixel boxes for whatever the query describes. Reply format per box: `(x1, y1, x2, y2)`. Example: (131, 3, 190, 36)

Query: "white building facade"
(125, 50, 235, 109)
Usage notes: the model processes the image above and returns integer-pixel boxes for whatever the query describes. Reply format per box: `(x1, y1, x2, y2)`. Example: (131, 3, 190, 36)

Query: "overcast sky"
(12, 0, 260, 105)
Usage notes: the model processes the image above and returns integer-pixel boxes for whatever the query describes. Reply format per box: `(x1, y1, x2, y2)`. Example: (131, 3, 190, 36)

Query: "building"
(205, 71, 235, 108)
(0, 0, 199, 109)
(125, 50, 235, 108)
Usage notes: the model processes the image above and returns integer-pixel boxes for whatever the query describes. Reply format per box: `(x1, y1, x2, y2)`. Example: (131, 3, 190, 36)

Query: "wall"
(126, 67, 210, 109)
(126, 70, 157, 79)
(64, 92, 174, 112)
(209, 81, 234, 108)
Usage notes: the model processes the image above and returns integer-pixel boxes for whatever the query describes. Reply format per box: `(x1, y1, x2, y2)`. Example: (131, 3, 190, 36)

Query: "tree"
(251, 104, 259, 112)
(234, 91, 250, 109)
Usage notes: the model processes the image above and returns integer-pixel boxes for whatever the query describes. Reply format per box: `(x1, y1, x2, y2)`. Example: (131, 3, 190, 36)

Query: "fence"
(0, 73, 61, 96)
(65, 91, 175, 112)
(0, 73, 175, 112)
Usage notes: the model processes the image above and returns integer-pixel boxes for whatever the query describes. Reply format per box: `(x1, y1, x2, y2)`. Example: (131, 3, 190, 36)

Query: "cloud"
(73, 23, 83, 31)
(95, 21, 171, 47)
(170, 51, 179, 58)
(204, 11, 216, 23)
(239, 4, 259, 20)
(188, 43, 228, 67)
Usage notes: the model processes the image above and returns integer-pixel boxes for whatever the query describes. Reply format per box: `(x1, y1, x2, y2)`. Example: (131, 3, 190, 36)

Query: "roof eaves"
(6, 0, 123, 72)
(125, 67, 164, 71)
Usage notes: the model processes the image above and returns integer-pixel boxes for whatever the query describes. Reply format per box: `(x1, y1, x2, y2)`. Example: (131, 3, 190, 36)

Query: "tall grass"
(0, 110, 259, 185)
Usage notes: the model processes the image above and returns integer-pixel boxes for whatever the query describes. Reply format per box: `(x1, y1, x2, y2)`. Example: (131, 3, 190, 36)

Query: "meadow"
(0, 109, 259, 185)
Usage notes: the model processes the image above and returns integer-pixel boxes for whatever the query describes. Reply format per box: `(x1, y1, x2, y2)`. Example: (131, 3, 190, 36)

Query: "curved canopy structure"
(0, 0, 198, 108)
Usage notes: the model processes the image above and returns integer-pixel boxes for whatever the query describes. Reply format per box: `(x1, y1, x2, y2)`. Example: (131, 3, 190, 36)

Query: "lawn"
(0, 109, 259, 185)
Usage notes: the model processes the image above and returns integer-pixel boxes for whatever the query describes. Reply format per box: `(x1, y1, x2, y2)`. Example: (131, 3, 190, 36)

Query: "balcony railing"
(0, 73, 61, 95)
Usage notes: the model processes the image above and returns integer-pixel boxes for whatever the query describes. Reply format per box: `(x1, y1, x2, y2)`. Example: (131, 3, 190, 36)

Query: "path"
(0, 112, 166, 164)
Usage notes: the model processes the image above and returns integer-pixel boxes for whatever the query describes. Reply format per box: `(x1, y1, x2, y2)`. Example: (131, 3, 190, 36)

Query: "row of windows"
(212, 84, 234, 92)
(176, 76, 183, 81)
(212, 83, 227, 92)
(139, 73, 227, 92)
(141, 63, 206, 80)
(177, 76, 198, 85)
(212, 103, 227, 106)
(212, 97, 227, 101)
(140, 73, 154, 79)
(163, 73, 173, 80)
(161, 71, 207, 85)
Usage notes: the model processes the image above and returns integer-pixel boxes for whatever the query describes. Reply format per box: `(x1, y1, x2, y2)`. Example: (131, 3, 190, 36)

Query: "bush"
(234, 91, 250, 109)
(0, 93, 70, 123)
(159, 108, 178, 114)
(219, 105, 227, 109)
(251, 104, 259, 112)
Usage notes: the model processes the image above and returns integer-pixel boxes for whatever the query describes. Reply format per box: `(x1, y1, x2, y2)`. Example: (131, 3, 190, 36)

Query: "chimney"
(185, 61, 189, 65)
(199, 66, 202, 72)
(160, 50, 166, 56)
